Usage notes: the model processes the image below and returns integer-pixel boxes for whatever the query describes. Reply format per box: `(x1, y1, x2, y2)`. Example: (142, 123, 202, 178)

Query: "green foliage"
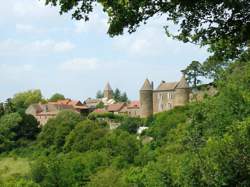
(96, 90, 104, 99)
(0, 113, 22, 152)
(12, 90, 43, 112)
(64, 120, 108, 152)
(49, 93, 65, 102)
(96, 101, 105, 109)
(183, 60, 204, 88)
(38, 110, 82, 151)
(118, 117, 142, 134)
(113, 88, 129, 102)
(87, 168, 126, 187)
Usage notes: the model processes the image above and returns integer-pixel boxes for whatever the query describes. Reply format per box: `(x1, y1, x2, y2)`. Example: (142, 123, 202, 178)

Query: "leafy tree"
(96, 90, 104, 99)
(38, 110, 82, 151)
(0, 103, 4, 117)
(4, 98, 16, 114)
(64, 120, 108, 152)
(0, 113, 22, 152)
(14, 114, 40, 140)
(96, 101, 105, 109)
(12, 90, 43, 112)
(182, 61, 204, 88)
(118, 117, 141, 134)
(49, 93, 65, 102)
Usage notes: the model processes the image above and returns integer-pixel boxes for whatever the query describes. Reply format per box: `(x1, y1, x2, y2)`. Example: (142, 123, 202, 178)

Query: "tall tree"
(182, 61, 204, 88)
(113, 88, 121, 102)
(96, 90, 104, 99)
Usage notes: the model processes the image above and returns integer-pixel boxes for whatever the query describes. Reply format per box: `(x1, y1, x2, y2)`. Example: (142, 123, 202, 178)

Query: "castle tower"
(104, 82, 113, 100)
(140, 79, 153, 118)
(174, 74, 190, 106)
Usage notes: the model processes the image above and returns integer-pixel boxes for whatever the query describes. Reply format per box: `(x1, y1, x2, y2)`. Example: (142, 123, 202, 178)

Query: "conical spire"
(140, 79, 153, 90)
(104, 82, 112, 91)
(177, 74, 189, 89)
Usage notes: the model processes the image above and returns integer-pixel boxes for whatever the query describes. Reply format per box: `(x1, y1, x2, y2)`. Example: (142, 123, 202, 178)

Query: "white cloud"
(60, 58, 99, 72)
(0, 39, 75, 56)
(16, 24, 34, 32)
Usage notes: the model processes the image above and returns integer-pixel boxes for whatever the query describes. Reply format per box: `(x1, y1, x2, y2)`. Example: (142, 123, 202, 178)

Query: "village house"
(26, 99, 88, 126)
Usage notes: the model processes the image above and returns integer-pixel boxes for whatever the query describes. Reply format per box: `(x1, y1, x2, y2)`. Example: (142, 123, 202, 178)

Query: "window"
(168, 103, 172, 109)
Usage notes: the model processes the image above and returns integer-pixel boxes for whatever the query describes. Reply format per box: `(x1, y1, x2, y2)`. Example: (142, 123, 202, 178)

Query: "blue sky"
(0, 0, 209, 102)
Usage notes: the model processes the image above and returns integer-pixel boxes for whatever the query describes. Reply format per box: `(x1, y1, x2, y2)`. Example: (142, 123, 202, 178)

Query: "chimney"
(151, 81, 154, 89)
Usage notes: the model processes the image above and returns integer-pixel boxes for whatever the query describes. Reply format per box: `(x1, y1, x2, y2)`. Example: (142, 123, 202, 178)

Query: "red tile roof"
(107, 103, 126, 112)
(127, 101, 140, 109)
(93, 108, 107, 113)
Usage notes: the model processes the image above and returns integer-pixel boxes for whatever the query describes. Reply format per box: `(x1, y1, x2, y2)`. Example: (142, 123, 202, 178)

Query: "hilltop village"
(25, 73, 195, 126)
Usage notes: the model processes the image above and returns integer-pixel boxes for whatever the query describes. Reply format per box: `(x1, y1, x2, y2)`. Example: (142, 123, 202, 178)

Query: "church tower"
(140, 79, 153, 118)
(174, 74, 190, 106)
(104, 82, 113, 100)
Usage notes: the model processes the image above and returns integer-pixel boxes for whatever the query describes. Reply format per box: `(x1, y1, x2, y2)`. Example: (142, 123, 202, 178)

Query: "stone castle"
(140, 74, 190, 117)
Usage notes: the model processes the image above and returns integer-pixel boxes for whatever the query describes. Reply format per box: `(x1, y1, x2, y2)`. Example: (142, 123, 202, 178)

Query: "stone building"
(140, 74, 190, 117)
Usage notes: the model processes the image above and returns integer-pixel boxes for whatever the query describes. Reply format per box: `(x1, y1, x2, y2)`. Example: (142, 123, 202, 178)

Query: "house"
(107, 103, 126, 114)
(26, 99, 89, 126)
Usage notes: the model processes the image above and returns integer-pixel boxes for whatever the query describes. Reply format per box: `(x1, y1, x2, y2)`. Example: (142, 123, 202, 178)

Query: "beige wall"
(153, 91, 175, 113)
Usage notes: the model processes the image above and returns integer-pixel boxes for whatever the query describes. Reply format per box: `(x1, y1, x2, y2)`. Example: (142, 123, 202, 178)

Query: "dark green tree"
(113, 88, 121, 102)
(96, 90, 104, 99)
(182, 61, 204, 88)
(120, 92, 128, 102)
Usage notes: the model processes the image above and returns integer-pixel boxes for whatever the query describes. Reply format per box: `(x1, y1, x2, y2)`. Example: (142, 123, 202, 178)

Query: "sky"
(0, 0, 209, 102)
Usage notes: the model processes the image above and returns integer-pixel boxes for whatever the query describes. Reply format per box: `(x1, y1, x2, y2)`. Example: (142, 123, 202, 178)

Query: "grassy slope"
(0, 157, 31, 181)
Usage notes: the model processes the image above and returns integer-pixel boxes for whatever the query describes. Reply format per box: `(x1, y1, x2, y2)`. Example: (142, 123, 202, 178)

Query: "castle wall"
(153, 91, 175, 113)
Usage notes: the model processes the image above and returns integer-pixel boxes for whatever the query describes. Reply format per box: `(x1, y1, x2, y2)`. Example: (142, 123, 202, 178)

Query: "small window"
(168, 103, 172, 109)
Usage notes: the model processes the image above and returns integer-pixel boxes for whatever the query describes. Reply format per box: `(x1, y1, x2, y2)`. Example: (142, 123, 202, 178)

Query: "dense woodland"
(1, 0, 250, 186)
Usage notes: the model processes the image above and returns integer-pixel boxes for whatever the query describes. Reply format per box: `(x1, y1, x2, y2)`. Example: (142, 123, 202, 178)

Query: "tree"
(182, 61, 204, 88)
(45, 0, 250, 62)
(0, 103, 4, 117)
(113, 88, 121, 102)
(4, 98, 15, 114)
(96, 90, 104, 99)
(49, 93, 65, 102)
(0, 113, 22, 152)
(120, 92, 128, 102)
(96, 101, 105, 109)
(12, 90, 43, 112)
(38, 110, 82, 150)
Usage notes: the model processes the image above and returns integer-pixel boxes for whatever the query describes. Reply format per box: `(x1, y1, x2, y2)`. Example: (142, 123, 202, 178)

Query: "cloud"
(60, 58, 99, 72)
(15, 24, 35, 32)
(0, 39, 75, 56)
